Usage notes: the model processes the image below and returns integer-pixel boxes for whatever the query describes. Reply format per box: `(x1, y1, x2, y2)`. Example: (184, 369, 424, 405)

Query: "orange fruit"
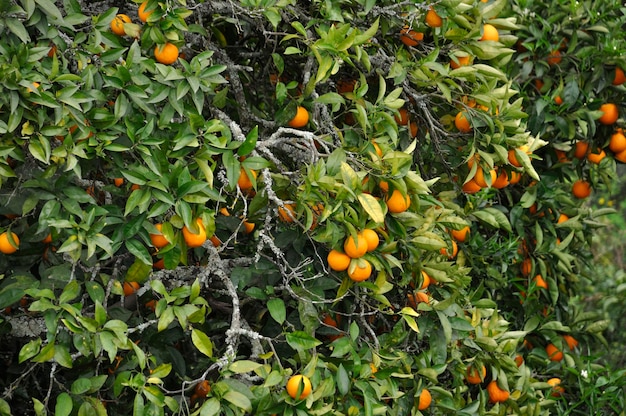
(123, 281, 140, 296)
(554, 95, 563, 105)
(616, 148, 626, 163)
(520, 258, 532, 276)
(509, 170, 522, 185)
(613, 67, 626, 86)
(286, 375, 312, 400)
(425, 7, 443, 28)
(455, 111, 471, 133)
(138, 1, 154, 23)
(533, 274, 548, 289)
(195, 380, 211, 397)
(288, 106, 309, 128)
(547, 50, 562, 66)
(514, 354, 524, 367)
(182, 218, 207, 248)
(474, 166, 496, 188)
(400, 26, 424, 46)
(42, 233, 53, 244)
(587, 148, 606, 164)
(378, 180, 389, 193)
(111, 14, 131, 36)
(278, 204, 296, 222)
(371, 140, 383, 157)
(386, 189, 411, 213)
(361, 229, 379, 252)
(243, 221, 255, 234)
(327, 249, 351, 271)
(574, 141, 589, 159)
(348, 259, 372, 282)
(237, 167, 257, 191)
(209, 235, 221, 247)
(563, 334, 578, 350)
(440, 240, 458, 259)
(545, 343, 563, 361)
(508, 145, 529, 167)
(344, 233, 368, 259)
(409, 120, 418, 137)
(451, 225, 470, 243)
(492, 170, 510, 189)
(420, 270, 431, 289)
(598, 103, 619, 125)
(0, 232, 19, 254)
(572, 179, 591, 199)
(609, 130, 626, 153)
(557, 213, 568, 224)
(451, 54, 471, 69)
(150, 223, 169, 248)
(417, 388, 432, 410)
(466, 365, 486, 385)
(547, 378, 564, 397)
(534, 78, 545, 91)
(114, 177, 124, 187)
(154, 43, 179, 65)
(407, 291, 429, 308)
(480, 24, 499, 41)
(153, 259, 165, 270)
(487, 380, 510, 403)
(395, 108, 409, 125)
(462, 178, 481, 194)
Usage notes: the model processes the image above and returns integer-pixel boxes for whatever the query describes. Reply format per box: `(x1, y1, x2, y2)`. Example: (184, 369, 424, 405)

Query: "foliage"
(0, 0, 625, 415)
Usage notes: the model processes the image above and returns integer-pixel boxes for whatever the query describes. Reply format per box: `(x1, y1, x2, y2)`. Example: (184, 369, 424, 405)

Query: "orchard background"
(0, 0, 625, 414)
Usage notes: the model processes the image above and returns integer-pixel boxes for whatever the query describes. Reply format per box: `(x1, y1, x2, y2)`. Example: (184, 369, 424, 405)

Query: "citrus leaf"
(285, 331, 322, 350)
(267, 298, 286, 324)
(191, 329, 213, 358)
(357, 193, 384, 224)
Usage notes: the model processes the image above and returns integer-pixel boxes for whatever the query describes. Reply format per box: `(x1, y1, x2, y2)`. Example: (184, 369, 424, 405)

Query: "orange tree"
(0, 0, 622, 414)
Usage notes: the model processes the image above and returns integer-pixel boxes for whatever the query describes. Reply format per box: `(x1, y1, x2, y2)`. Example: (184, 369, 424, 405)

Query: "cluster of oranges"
(109, 2, 179, 65)
(327, 229, 379, 282)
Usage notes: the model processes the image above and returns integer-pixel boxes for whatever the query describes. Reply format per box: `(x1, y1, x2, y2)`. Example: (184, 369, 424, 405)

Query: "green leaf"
(336, 364, 350, 396)
(33, 398, 46, 416)
(125, 258, 153, 283)
(125, 240, 152, 265)
(357, 193, 384, 224)
(285, 331, 322, 350)
(58, 280, 80, 304)
(267, 298, 286, 324)
(199, 398, 221, 416)
(229, 360, 262, 374)
(237, 126, 258, 156)
(191, 329, 213, 357)
(223, 391, 252, 413)
(18, 338, 41, 363)
(71, 378, 92, 395)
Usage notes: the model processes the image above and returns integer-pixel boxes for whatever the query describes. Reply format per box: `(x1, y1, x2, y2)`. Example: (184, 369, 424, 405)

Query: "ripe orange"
(111, 14, 131, 36)
(420, 270, 431, 289)
(400, 26, 424, 46)
(563, 334, 578, 350)
(613, 67, 626, 86)
(508, 145, 529, 167)
(243, 221, 255, 234)
(462, 178, 481, 194)
(386, 189, 411, 213)
(466, 365, 486, 385)
(150, 223, 169, 248)
(379, 180, 389, 193)
(547, 378, 564, 397)
(574, 141, 589, 159)
(42, 233, 53, 244)
(344, 233, 368, 258)
(598, 103, 619, 125)
(554, 95, 563, 105)
(288, 106, 309, 128)
(417, 388, 432, 410)
(520, 258, 532, 276)
(371, 140, 383, 157)
(609, 130, 626, 153)
(474, 166, 496, 188)
(492, 170, 510, 189)
(487, 380, 510, 403)
(407, 291, 429, 308)
(480, 24, 499, 41)
(587, 148, 606, 164)
(286, 374, 312, 400)
(361, 229, 379, 252)
(327, 249, 351, 271)
(533, 274, 548, 289)
(114, 177, 124, 187)
(123, 281, 140, 296)
(195, 380, 211, 397)
(509, 170, 522, 185)
(278, 203, 296, 222)
(425, 7, 443, 28)
(138, 1, 154, 23)
(440, 240, 458, 259)
(451, 54, 471, 69)
(455, 111, 471, 133)
(0, 232, 19, 254)
(557, 213, 568, 224)
(348, 259, 373, 282)
(451, 225, 470, 243)
(182, 218, 207, 248)
(514, 354, 524, 367)
(547, 50, 562, 66)
(395, 108, 409, 125)
(545, 343, 563, 362)
(153, 258, 165, 270)
(155, 43, 179, 65)
(237, 167, 257, 191)
(409, 120, 418, 137)
(572, 179, 591, 199)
